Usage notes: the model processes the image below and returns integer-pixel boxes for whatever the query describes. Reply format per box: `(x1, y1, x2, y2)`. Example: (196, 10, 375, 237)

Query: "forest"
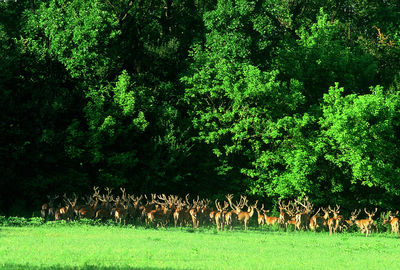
(1, 0, 400, 215)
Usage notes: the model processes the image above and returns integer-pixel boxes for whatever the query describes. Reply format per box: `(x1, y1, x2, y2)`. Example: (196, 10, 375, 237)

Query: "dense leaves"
(1, 0, 400, 214)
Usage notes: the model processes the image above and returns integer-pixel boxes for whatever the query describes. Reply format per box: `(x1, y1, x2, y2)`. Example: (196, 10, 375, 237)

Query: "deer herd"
(41, 187, 399, 237)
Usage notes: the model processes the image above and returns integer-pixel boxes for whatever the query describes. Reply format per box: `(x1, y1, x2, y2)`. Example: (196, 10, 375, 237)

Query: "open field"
(1, 224, 400, 270)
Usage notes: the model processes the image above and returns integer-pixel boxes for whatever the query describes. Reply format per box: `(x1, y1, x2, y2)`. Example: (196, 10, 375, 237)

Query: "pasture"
(1, 224, 400, 270)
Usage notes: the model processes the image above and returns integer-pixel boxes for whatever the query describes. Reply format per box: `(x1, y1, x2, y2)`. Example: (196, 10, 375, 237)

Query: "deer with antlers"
(236, 197, 258, 231)
(173, 198, 186, 227)
(278, 200, 295, 230)
(225, 194, 245, 230)
(55, 193, 77, 221)
(77, 186, 101, 219)
(145, 194, 172, 227)
(113, 188, 132, 225)
(353, 208, 378, 237)
(294, 197, 313, 231)
(214, 199, 229, 231)
(95, 187, 114, 221)
(256, 204, 265, 227)
(327, 205, 342, 235)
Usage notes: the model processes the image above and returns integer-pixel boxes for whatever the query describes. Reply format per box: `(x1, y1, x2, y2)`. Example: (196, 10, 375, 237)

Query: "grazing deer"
(382, 211, 399, 236)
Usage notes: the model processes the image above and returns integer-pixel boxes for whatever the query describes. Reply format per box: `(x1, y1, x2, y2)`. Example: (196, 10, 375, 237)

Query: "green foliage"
(2, 0, 400, 213)
(321, 84, 400, 194)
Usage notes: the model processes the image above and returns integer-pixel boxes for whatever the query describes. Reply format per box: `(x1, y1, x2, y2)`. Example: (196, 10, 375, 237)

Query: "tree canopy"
(1, 0, 400, 214)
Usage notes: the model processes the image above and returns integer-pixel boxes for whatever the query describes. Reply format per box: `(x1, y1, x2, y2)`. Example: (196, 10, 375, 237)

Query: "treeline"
(1, 0, 400, 215)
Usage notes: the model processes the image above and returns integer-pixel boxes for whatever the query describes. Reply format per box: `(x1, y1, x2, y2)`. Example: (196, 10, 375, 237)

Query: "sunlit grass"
(1, 225, 399, 269)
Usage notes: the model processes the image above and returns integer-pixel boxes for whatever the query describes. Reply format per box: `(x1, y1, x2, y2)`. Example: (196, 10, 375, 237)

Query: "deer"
(55, 193, 77, 221)
(343, 209, 361, 230)
(41, 195, 59, 220)
(128, 194, 143, 223)
(309, 208, 321, 231)
(382, 211, 399, 236)
(237, 197, 258, 231)
(294, 197, 313, 231)
(278, 200, 295, 230)
(255, 204, 265, 227)
(114, 188, 131, 225)
(214, 199, 229, 231)
(145, 194, 172, 227)
(198, 198, 213, 226)
(328, 205, 342, 235)
(225, 194, 245, 230)
(78, 186, 101, 219)
(263, 209, 279, 226)
(354, 208, 377, 237)
(95, 187, 114, 221)
(173, 198, 186, 227)
(183, 194, 200, 228)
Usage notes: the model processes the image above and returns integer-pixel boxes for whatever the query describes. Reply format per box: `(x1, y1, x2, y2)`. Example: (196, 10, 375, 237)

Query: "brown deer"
(294, 197, 313, 231)
(237, 197, 258, 231)
(78, 186, 101, 219)
(173, 199, 186, 227)
(55, 194, 77, 221)
(225, 194, 244, 230)
(278, 200, 295, 230)
(328, 205, 341, 235)
(354, 208, 377, 237)
(41, 195, 59, 220)
(256, 204, 265, 227)
(309, 208, 321, 231)
(382, 211, 399, 236)
(344, 209, 361, 229)
(263, 209, 279, 226)
(214, 199, 229, 231)
(95, 188, 114, 221)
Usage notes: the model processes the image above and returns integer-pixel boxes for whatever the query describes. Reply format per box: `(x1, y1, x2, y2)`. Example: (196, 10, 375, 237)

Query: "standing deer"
(256, 204, 265, 227)
(41, 195, 59, 220)
(225, 194, 244, 230)
(354, 208, 377, 237)
(278, 200, 295, 230)
(214, 199, 229, 231)
(236, 197, 258, 231)
(294, 197, 313, 231)
(328, 205, 341, 235)
(382, 211, 399, 236)
(263, 209, 279, 227)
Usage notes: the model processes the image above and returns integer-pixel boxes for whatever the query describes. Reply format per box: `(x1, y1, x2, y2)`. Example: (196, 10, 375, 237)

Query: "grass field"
(1, 225, 400, 270)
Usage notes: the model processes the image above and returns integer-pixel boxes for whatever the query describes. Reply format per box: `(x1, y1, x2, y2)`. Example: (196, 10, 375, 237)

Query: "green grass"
(1, 225, 400, 270)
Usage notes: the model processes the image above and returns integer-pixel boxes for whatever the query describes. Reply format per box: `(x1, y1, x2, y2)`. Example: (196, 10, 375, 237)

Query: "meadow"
(1, 221, 400, 270)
